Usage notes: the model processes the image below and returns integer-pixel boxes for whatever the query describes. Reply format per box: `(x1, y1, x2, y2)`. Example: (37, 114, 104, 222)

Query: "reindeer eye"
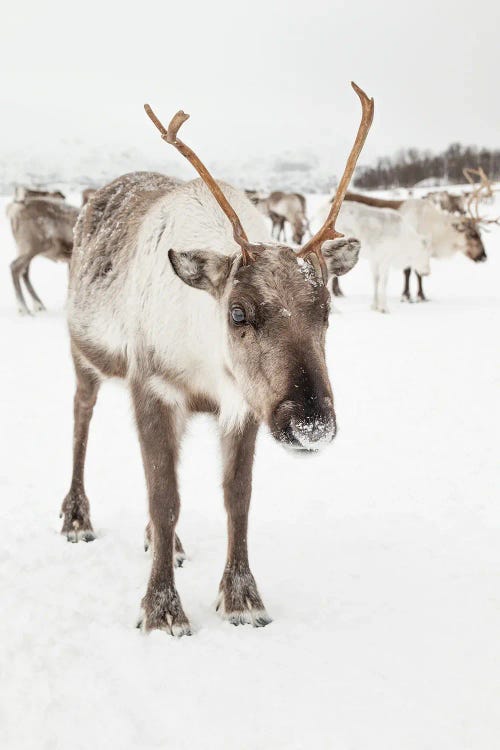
(231, 307, 246, 325)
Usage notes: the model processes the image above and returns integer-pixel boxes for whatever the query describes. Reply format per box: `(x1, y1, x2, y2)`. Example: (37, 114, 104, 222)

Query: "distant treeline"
(354, 143, 500, 190)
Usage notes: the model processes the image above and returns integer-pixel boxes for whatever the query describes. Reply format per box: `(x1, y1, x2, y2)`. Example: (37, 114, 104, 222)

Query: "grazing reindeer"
(248, 190, 310, 244)
(62, 83, 373, 636)
(267, 192, 309, 244)
(342, 191, 487, 302)
(7, 191, 79, 314)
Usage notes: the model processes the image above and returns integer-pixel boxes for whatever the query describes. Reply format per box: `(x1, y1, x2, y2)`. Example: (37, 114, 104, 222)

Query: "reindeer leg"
(61, 355, 100, 542)
(371, 265, 380, 311)
(416, 271, 427, 302)
(401, 267, 412, 302)
(331, 276, 344, 297)
(133, 383, 191, 636)
(21, 258, 46, 312)
(216, 418, 271, 627)
(10, 256, 31, 315)
(144, 520, 186, 567)
(377, 267, 390, 313)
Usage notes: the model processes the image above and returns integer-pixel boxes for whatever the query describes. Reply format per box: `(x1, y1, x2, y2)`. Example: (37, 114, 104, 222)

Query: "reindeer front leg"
(132, 382, 191, 637)
(217, 418, 272, 628)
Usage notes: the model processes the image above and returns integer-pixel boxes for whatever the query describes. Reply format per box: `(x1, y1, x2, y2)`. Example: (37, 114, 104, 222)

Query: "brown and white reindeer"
(248, 190, 310, 244)
(62, 83, 373, 636)
(7, 190, 79, 314)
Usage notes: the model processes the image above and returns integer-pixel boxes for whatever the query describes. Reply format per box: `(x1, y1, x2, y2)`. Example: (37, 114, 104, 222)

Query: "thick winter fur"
(317, 200, 430, 313)
(64, 171, 359, 635)
(7, 193, 79, 314)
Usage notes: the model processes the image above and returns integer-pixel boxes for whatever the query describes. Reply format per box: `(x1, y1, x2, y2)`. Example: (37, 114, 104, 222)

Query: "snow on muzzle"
(271, 398, 337, 452)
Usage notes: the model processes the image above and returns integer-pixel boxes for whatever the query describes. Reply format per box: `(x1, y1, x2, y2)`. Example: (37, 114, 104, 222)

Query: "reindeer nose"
(272, 398, 337, 451)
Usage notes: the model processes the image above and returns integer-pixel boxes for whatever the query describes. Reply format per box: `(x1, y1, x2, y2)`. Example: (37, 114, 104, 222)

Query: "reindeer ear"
(168, 249, 233, 297)
(321, 237, 361, 276)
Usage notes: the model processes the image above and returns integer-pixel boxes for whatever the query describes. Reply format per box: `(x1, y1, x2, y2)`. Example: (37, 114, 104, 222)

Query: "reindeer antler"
(297, 82, 375, 282)
(144, 104, 258, 265)
(463, 166, 496, 223)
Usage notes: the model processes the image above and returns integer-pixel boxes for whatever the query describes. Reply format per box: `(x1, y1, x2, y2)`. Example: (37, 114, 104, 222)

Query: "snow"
(1, 191, 499, 750)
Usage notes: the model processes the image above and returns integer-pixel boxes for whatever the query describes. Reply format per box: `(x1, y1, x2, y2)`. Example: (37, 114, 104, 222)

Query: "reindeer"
(247, 190, 309, 244)
(342, 191, 487, 302)
(7, 191, 79, 314)
(61, 82, 373, 636)
(399, 196, 488, 302)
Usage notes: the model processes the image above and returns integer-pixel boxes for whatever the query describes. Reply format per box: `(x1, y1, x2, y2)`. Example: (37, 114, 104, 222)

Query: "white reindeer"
(344, 192, 487, 302)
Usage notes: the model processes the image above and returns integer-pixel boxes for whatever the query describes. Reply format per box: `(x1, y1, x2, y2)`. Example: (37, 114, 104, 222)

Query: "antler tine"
(463, 166, 495, 224)
(144, 104, 256, 265)
(298, 82, 375, 282)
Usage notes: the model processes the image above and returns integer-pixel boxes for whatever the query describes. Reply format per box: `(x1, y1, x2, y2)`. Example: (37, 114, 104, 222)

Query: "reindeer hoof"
(137, 612, 192, 637)
(66, 529, 96, 543)
(216, 597, 273, 628)
(61, 490, 94, 543)
(174, 550, 187, 568)
(138, 587, 192, 636)
(33, 301, 46, 313)
(216, 570, 272, 628)
(400, 294, 413, 303)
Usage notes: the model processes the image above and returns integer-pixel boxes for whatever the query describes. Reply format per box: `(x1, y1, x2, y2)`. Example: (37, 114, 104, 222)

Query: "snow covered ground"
(1, 191, 499, 750)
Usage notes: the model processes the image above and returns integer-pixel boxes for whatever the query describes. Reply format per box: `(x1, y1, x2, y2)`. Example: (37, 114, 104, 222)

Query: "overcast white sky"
(1, 0, 499, 172)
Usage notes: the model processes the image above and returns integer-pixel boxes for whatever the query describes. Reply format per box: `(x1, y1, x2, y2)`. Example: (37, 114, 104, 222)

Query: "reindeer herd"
(6, 164, 495, 317)
(3, 83, 497, 636)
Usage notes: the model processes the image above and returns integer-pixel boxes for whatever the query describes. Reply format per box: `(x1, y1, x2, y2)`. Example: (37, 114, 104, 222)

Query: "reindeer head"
(452, 217, 487, 262)
(455, 166, 499, 262)
(145, 83, 373, 451)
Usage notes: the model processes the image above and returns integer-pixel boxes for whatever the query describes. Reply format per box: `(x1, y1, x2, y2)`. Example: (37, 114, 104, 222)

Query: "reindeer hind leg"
(416, 271, 427, 302)
(144, 521, 187, 567)
(10, 256, 31, 315)
(401, 267, 412, 303)
(21, 257, 46, 312)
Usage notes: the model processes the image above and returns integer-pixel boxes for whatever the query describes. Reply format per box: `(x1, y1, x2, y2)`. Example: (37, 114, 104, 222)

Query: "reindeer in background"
(61, 82, 373, 636)
(247, 190, 310, 244)
(339, 189, 487, 302)
(7, 190, 79, 314)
